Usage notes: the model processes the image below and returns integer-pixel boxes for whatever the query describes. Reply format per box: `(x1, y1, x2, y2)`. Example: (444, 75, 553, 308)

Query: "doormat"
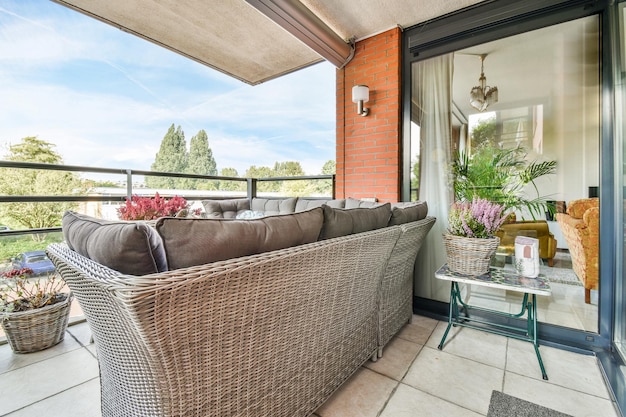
(487, 391, 573, 417)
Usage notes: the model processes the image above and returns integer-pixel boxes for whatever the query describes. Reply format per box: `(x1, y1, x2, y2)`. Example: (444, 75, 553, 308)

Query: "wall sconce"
(352, 85, 369, 116)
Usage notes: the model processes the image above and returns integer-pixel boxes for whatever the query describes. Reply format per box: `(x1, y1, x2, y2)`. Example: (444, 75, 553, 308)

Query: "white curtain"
(413, 54, 454, 302)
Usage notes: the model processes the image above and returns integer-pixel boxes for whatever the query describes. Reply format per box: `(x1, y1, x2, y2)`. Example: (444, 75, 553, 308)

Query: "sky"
(0, 0, 336, 179)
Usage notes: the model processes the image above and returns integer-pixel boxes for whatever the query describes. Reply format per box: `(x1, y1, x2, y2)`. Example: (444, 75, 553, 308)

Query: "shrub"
(117, 193, 189, 221)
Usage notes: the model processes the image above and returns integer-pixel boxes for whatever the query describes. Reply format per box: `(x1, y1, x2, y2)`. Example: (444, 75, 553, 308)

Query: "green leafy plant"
(447, 198, 507, 239)
(1, 268, 66, 315)
(452, 145, 556, 219)
(117, 193, 190, 220)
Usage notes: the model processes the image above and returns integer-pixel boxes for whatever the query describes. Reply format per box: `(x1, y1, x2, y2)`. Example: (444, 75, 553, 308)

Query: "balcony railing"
(0, 160, 335, 340)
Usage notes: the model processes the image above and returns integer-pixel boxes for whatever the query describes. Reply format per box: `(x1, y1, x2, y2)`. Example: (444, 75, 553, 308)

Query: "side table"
(435, 264, 552, 380)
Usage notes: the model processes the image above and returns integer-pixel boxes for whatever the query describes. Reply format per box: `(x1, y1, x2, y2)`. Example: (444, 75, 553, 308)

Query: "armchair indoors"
(495, 220, 558, 266)
(556, 198, 599, 304)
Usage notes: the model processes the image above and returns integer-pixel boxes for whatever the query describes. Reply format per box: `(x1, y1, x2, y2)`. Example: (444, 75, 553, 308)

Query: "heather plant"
(117, 193, 190, 221)
(1, 267, 66, 315)
(447, 198, 507, 239)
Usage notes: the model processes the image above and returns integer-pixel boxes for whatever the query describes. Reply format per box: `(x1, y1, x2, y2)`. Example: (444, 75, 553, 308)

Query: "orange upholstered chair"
(556, 198, 599, 304)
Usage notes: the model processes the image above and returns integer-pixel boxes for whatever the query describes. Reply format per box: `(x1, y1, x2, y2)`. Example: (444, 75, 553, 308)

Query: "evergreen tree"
(186, 129, 218, 190)
(0, 137, 81, 234)
(146, 124, 187, 189)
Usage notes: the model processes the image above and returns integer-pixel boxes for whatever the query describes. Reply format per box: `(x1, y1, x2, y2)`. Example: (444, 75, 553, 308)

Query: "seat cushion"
(344, 197, 380, 209)
(319, 203, 392, 240)
(156, 207, 324, 269)
(202, 198, 250, 218)
(62, 211, 168, 275)
(388, 201, 429, 225)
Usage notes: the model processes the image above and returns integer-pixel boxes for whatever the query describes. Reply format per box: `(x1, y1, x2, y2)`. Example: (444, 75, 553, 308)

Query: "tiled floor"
(0, 316, 620, 417)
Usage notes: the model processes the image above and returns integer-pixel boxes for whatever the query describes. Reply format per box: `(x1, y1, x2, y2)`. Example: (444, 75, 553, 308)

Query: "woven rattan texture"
(2, 293, 73, 353)
(378, 217, 436, 357)
(48, 226, 402, 417)
(443, 234, 500, 276)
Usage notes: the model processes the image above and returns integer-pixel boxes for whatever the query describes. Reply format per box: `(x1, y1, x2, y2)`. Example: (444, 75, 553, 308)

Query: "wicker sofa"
(47, 199, 435, 417)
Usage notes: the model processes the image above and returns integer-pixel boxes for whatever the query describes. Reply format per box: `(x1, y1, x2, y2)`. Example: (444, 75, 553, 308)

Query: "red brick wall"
(336, 27, 402, 203)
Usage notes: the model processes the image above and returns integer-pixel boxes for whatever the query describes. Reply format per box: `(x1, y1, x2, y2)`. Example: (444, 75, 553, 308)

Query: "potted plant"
(452, 145, 557, 219)
(443, 198, 508, 275)
(117, 192, 191, 220)
(1, 267, 73, 353)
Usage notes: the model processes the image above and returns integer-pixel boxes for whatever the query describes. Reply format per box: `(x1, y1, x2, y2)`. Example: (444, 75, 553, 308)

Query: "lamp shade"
(352, 85, 369, 103)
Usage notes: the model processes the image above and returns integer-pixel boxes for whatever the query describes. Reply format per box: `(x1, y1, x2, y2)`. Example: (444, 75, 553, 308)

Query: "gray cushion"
(389, 201, 429, 225)
(319, 203, 392, 240)
(344, 197, 381, 209)
(156, 207, 324, 269)
(251, 197, 297, 215)
(62, 211, 168, 275)
(295, 198, 345, 211)
(202, 199, 250, 218)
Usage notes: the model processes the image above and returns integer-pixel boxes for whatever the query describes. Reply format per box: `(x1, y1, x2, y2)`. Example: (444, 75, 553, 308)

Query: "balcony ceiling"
(52, 0, 483, 85)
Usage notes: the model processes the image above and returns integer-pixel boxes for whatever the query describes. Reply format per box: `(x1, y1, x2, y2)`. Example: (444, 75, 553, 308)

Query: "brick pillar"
(336, 27, 402, 203)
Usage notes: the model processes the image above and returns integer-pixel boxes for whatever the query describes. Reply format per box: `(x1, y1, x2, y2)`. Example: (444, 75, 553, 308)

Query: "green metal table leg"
(438, 282, 456, 350)
(529, 294, 548, 380)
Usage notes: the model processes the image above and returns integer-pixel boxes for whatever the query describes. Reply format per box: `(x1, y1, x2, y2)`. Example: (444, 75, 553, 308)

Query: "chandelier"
(469, 54, 498, 112)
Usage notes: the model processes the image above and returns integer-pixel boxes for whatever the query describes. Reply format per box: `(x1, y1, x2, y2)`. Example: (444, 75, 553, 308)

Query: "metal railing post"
(247, 178, 257, 200)
(126, 170, 133, 200)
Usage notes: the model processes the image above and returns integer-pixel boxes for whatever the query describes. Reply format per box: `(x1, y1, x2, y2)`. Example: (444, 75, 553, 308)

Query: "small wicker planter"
(2, 293, 73, 353)
(443, 234, 500, 276)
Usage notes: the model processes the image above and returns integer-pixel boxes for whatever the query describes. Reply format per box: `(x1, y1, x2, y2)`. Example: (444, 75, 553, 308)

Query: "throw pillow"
(235, 210, 266, 219)
(155, 207, 324, 269)
(62, 211, 168, 275)
(250, 197, 297, 215)
(344, 197, 380, 209)
(295, 198, 346, 212)
(319, 203, 392, 240)
(202, 198, 250, 218)
(388, 201, 429, 225)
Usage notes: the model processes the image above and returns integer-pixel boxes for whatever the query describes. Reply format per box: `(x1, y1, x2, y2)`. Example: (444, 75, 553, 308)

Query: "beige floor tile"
(380, 383, 483, 417)
(403, 346, 504, 415)
(67, 320, 95, 347)
(0, 348, 99, 415)
(0, 330, 82, 375)
(5, 378, 101, 417)
(506, 338, 611, 398)
(365, 336, 423, 381)
(315, 367, 398, 417)
(425, 321, 508, 369)
(395, 316, 437, 345)
(504, 371, 619, 417)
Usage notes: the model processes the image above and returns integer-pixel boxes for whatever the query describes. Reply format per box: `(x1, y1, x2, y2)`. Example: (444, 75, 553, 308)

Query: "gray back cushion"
(319, 203, 392, 240)
(62, 211, 168, 275)
(202, 199, 250, 218)
(295, 198, 345, 212)
(389, 201, 429, 225)
(156, 207, 324, 270)
(250, 197, 297, 215)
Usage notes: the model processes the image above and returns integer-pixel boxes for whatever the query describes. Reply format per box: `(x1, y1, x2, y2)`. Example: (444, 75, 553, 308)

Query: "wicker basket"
(443, 234, 500, 276)
(2, 293, 73, 353)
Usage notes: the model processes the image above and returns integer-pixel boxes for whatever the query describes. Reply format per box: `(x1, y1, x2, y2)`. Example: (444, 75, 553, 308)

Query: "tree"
(186, 129, 218, 190)
(469, 116, 497, 149)
(218, 168, 245, 191)
(146, 124, 187, 189)
(0, 137, 81, 233)
(315, 159, 336, 195)
(245, 165, 277, 192)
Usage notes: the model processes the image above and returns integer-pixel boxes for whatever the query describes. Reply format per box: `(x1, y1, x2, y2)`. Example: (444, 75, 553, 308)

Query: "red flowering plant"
(447, 198, 508, 239)
(117, 192, 190, 221)
(1, 267, 66, 315)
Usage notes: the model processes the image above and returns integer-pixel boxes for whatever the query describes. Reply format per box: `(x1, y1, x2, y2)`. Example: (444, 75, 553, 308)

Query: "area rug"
(487, 391, 573, 417)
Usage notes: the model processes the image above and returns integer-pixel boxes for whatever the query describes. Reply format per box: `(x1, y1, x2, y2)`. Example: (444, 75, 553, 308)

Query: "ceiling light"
(470, 54, 498, 112)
